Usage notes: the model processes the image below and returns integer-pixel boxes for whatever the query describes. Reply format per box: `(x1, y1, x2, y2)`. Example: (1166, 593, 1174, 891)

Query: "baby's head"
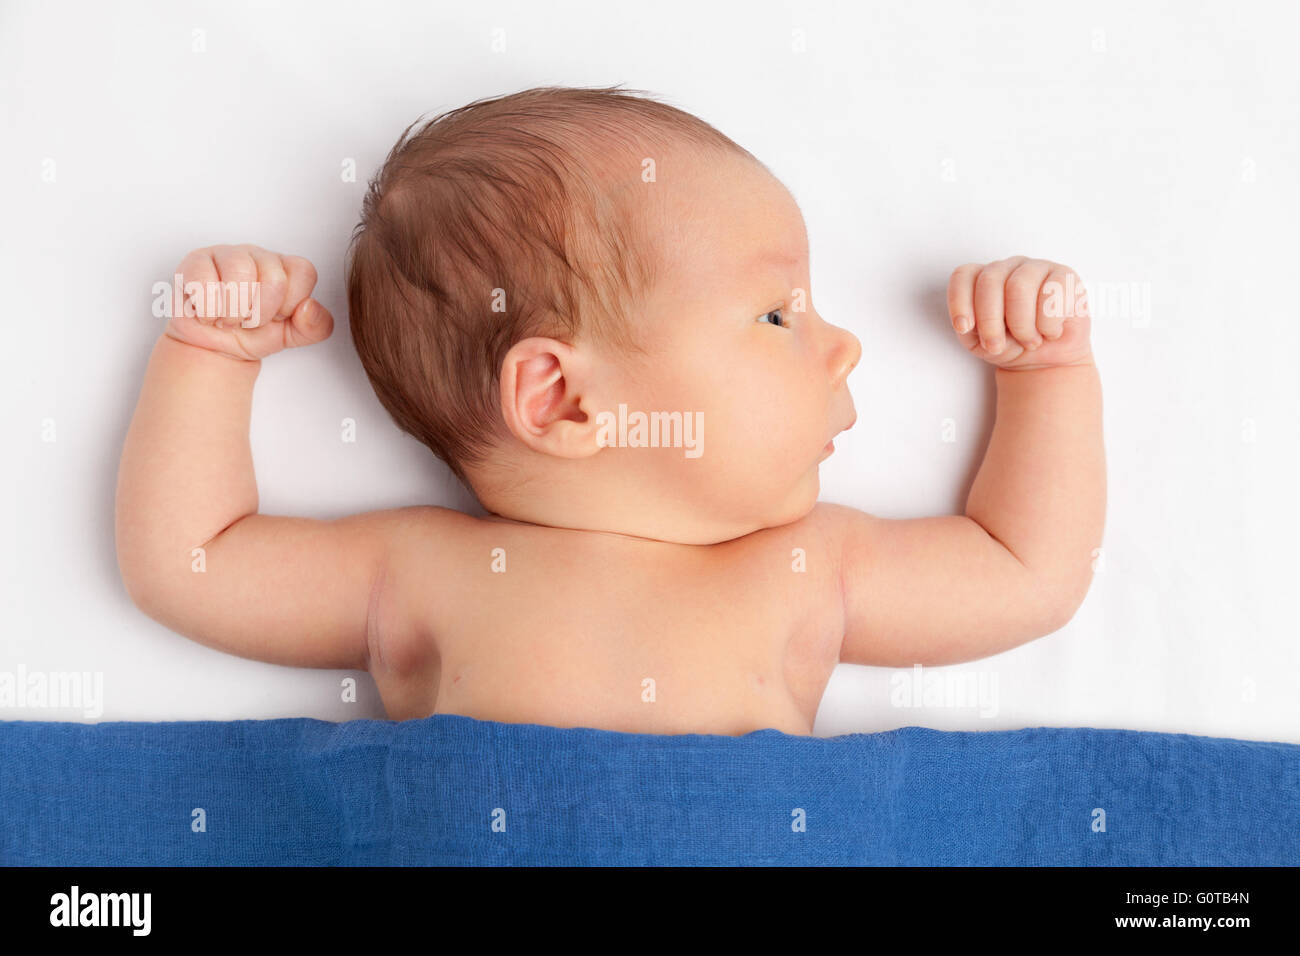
(346, 85, 859, 544)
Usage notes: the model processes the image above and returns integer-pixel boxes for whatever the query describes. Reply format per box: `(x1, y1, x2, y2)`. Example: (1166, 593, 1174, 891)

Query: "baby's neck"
(469, 457, 765, 547)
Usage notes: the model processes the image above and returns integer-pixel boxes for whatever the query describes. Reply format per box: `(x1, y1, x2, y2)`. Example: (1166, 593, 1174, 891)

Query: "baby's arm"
(116, 244, 418, 670)
(831, 256, 1105, 666)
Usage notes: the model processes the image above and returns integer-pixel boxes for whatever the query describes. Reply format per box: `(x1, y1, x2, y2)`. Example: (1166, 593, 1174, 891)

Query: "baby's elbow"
(1037, 573, 1093, 635)
(118, 560, 160, 619)
(115, 544, 174, 622)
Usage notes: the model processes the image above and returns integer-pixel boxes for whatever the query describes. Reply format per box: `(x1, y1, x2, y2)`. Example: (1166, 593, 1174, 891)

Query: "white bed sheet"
(2, 0, 1296, 742)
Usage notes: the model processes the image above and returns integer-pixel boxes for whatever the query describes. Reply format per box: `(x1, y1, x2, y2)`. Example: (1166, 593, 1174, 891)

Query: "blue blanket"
(2, 715, 1296, 865)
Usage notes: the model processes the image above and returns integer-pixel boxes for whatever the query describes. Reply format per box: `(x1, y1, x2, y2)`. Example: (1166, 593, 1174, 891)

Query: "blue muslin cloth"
(1, 715, 1296, 865)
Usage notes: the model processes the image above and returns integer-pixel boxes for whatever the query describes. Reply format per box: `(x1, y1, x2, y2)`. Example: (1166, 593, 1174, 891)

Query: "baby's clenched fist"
(164, 244, 333, 361)
(947, 257, 1094, 370)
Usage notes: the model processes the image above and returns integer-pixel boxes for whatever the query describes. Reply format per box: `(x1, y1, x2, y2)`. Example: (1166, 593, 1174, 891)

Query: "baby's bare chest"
(375, 530, 843, 736)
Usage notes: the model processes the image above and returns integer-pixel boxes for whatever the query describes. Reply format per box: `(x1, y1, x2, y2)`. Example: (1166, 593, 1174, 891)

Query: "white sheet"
(3, 0, 1296, 742)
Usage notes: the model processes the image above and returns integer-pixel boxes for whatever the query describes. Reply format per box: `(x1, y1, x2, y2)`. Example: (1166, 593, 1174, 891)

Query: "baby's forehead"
(651, 167, 808, 271)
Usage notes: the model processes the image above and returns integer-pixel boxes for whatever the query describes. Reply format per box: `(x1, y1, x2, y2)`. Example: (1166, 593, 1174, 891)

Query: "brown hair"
(345, 84, 754, 487)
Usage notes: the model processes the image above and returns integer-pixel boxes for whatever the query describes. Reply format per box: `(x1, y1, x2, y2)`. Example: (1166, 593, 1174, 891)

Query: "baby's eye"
(758, 308, 786, 328)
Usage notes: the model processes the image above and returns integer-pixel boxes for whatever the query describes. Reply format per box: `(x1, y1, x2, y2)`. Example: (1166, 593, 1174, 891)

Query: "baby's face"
(604, 150, 860, 532)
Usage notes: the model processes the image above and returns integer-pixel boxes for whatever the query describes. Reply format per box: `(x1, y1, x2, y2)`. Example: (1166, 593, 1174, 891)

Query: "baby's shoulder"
(379, 503, 484, 552)
(731, 501, 859, 559)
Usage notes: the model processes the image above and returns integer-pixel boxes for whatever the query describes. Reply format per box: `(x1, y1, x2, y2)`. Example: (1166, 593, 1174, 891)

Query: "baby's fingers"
(1037, 264, 1086, 340)
(282, 297, 334, 348)
(206, 244, 268, 329)
(278, 255, 320, 322)
(238, 248, 319, 329)
(947, 263, 980, 344)
(174, 248, 223, 323)
(244, 246, 289, 329)
(1004, 260, 1053, 350)
(223, 295, 333, 357)
(973, 256, 1028, 353)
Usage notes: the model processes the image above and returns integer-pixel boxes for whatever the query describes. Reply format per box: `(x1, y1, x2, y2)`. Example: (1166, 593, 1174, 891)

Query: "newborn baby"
(116, 85, 1105, 736)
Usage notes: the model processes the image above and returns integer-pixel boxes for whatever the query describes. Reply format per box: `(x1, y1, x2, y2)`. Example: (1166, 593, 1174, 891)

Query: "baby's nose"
(830, 327, 862, 385)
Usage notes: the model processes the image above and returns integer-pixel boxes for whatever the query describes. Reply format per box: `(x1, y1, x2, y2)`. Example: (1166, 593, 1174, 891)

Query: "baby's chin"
(664, 463, 819, 540)
(755, 464, 821, 531)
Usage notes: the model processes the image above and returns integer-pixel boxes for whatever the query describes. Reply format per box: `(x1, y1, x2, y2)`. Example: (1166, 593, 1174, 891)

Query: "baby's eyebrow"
(744, 248, 807, 270)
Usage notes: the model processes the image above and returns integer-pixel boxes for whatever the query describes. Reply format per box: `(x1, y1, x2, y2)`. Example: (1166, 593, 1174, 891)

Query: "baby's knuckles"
(956, 257, 1093, 370)
(163, 243, 326, 361)
(1004, 269, 1047, 310)
(284, 255, 317, 287)
(177, 244, 298, 323)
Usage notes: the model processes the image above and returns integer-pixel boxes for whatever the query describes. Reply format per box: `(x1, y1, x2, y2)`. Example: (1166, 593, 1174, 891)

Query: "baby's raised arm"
(828, 256, 1105, 667)
(115, 244, 419, 670)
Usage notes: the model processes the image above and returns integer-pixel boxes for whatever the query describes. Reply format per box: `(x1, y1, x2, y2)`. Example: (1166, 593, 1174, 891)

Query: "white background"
(2, 0, 1296, 742)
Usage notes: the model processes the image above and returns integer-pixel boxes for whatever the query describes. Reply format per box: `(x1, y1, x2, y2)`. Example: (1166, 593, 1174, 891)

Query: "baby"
(116, 85, 1105, 737)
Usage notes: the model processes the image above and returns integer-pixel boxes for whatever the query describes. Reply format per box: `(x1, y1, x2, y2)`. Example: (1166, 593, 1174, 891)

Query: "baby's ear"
(498, 337, 603, 458)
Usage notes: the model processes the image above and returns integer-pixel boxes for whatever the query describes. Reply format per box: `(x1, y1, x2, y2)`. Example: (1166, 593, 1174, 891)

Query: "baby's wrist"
(996, 351, 1096, 374)
(161, 328, 262, 365)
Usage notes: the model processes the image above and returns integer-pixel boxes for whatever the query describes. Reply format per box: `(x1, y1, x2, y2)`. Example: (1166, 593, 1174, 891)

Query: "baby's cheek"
(739, 418, 810, 487)
(679, 380, 805, 480)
